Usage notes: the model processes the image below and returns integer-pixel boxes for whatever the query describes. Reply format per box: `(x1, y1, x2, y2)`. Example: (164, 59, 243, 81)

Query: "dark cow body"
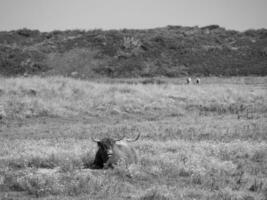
(92, 134, 140, 169)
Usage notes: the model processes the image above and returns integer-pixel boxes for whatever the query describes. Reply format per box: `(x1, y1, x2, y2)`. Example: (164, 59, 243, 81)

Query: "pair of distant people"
(186, 77, 200, 84)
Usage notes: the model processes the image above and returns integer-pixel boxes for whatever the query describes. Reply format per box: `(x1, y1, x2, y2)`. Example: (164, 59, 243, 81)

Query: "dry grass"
(0, 76, 266, 200)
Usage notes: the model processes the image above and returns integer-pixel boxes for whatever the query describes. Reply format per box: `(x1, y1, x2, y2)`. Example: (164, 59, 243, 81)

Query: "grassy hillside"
(0, 76, 266, 199)
(0, 26, 267, 78)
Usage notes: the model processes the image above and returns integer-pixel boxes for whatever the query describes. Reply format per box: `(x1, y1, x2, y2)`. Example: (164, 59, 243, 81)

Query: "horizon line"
(1, 24, 267, 33)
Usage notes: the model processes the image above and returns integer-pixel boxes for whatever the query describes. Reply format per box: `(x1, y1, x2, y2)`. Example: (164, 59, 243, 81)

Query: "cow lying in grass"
(91, 133, 140, 169)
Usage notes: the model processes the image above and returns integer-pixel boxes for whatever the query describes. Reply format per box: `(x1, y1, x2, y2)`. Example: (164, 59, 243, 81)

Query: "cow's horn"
(91, 137, 100, 143)
(115, 135, 125, 141)
(126, 132, 140, 142)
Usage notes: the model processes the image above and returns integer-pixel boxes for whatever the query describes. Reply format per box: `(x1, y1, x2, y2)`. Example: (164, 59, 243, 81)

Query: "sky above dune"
(0, 0, 266, 31)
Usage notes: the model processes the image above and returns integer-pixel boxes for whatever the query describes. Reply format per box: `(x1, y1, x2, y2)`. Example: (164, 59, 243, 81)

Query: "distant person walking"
(186, 77, 192, 84)
(196, 78, 200, 84)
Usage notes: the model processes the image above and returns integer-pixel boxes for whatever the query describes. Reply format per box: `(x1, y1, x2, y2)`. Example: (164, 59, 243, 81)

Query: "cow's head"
(91, 133, 140, 169)
(91, 135, 124, 168)
(93, 136, 123, 157)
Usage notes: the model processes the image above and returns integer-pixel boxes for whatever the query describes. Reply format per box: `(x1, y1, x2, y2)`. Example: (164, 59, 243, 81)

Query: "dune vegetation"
(1, 26, 267, 78)
(0, 76, 266, 200)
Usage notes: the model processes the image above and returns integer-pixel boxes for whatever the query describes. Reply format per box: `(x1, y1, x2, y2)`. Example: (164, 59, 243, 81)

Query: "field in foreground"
(0, 76, 266, 200)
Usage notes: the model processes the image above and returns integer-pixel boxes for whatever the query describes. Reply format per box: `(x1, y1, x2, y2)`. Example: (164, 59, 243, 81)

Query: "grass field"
(0, 76, 266, 200)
